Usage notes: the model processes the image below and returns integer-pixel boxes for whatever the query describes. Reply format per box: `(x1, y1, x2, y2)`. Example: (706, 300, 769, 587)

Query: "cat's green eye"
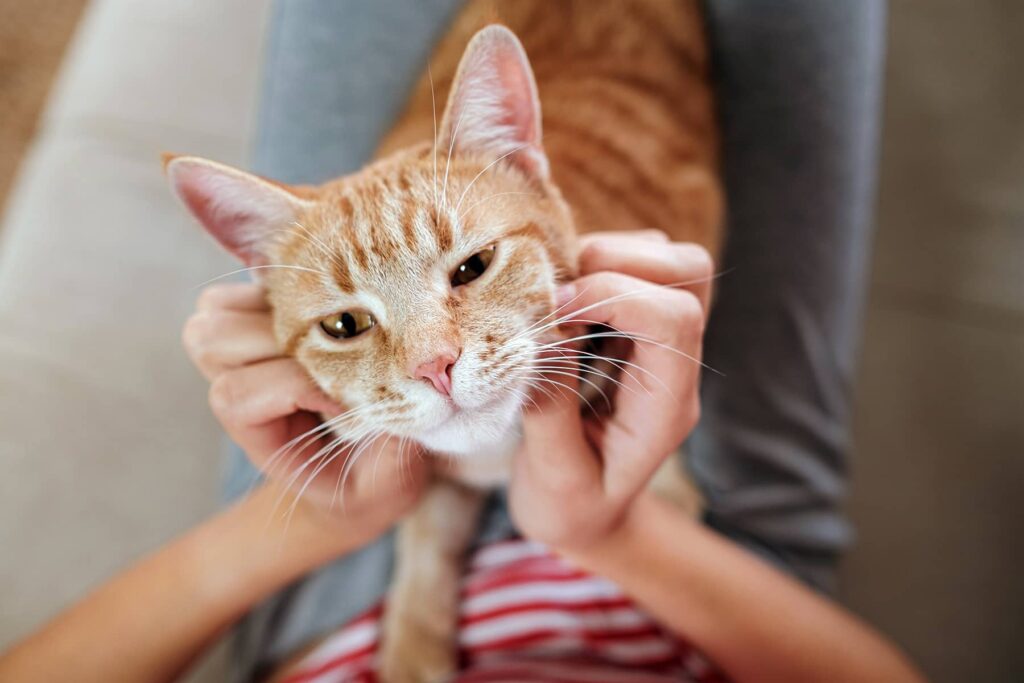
(451, 245, 496, 287)
(320, 310, 375, 340)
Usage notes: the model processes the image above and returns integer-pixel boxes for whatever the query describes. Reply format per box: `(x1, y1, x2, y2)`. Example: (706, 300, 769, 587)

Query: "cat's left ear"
(164, 155, 312, 266)
(439, 25, 549, 180)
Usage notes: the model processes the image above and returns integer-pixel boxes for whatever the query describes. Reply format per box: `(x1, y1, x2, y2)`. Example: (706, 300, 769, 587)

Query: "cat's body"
(167, 2, 720, 681)
(375, 5, 721, 680)
(381, 0, 721, 242)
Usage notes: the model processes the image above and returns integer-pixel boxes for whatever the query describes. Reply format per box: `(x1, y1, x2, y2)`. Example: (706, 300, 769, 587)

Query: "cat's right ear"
(439, 25, 549, 181)
(164, 155, 310, 265)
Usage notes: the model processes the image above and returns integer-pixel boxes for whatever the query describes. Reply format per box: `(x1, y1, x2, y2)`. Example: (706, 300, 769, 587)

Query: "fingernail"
(555, 283, 576, 307)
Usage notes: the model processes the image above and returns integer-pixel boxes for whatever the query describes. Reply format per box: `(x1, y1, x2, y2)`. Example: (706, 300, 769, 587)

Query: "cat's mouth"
(442, 392, 508, 423)
(413, 387, 524, 457)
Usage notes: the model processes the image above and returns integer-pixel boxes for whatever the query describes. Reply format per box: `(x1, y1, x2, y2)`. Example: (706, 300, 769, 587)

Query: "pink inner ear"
(169, 159, 302, 266)
(443, 26, 549, 180)
(176, 178, 264, 264)
(496, 50, 541, 146)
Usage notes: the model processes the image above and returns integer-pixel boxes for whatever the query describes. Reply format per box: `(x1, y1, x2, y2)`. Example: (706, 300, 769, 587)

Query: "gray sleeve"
(689, 0, 887, 592)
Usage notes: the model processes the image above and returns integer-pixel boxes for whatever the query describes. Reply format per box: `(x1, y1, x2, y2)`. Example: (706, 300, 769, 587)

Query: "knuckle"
(577, 237, 612, 266)
(644, 289, 684, 323)
(672, 289, 706, 330)
(195, 284, 232, 312)
(649, 289, 704, 347)
(207, 374, 239, 422)
(641, 228, 670, 242)
(595, 270, 635, 294)
(181, 313, 209, 354)
(675, 243, 714, 277)
(574, 271, 618, 304)
(689, 401, 702, 431)
(643, 292, 675, 327)
(678, 397, 701, 435)
(182, 312, 224, 369)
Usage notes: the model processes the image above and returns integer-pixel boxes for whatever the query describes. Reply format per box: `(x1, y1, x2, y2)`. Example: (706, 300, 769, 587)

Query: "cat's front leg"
(379, 479, 484, 683)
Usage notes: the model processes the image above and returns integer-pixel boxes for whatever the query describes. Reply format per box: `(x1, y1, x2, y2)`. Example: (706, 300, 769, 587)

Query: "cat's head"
(167, 26, 575, 457)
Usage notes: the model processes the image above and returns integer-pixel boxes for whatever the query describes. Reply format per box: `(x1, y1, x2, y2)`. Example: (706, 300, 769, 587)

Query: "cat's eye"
(320, 310, 376, 340)
(451, 245, 496, 287)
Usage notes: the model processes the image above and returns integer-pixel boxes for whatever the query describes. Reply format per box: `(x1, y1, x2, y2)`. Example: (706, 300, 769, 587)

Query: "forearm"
(0, 485, 364, 683)
(567, 495, 926, 683)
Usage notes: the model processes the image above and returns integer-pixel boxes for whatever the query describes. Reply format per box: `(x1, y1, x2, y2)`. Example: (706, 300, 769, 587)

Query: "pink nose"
(411, 351, 459, 398)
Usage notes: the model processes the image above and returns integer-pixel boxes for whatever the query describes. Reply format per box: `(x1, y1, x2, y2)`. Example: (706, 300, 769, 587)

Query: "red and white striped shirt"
(281, 539, 725, 683)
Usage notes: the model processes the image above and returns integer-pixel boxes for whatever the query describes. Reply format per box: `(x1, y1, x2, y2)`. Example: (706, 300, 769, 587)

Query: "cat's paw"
(378, 600, 457, 683)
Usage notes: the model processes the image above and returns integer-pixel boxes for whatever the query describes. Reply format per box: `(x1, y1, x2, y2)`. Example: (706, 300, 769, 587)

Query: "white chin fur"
(414, 394, 523, 458)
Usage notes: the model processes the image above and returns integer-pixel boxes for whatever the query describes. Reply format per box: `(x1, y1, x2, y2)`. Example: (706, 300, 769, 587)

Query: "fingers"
(196, 282, 270, 312)
(183, 310, 279, 381)
(576, 235, 714, 314)
(515, 363, 604, 521)
(208, 358, 342, 466)
(520, 353, 588, 461)
(577, 228, 670, 246)
(556, 271, 705, 500)
(210, 357, 425, 514)
(186, 282, 277, 379)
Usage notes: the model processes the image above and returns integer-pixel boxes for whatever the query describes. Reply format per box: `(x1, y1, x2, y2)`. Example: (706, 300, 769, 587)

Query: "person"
(1, 1, 916, 682)
(0, 228, 923, 683)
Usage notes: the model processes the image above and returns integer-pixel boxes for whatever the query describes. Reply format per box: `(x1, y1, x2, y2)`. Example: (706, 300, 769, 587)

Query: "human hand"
(182, 282, 427, 543)
(509, 230, 713, 554)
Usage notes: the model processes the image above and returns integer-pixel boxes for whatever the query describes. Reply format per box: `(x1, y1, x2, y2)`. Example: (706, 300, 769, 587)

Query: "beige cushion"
(0, 1, 271, 679)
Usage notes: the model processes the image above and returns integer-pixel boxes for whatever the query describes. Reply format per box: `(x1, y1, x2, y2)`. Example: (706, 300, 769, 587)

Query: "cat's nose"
(411, 350, 459, 398)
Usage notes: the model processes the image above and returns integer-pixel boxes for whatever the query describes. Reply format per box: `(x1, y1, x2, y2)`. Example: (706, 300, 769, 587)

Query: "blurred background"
(0, 1, 1020, 681)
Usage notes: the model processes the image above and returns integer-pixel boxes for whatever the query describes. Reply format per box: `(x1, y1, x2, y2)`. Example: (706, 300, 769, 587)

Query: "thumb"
(517, 365, 598, 489)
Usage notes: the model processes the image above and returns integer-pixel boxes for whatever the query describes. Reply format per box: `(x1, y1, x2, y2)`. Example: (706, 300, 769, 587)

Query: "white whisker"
(518, 366, 610, 406)
(429, 64, 439, 211)
(526, 360, 644, 398)
(453, 145, 528, 217)
(336, 433, 385, 511)
(290, 220, 346, 273)
(540, 345, 659, 388)
(514, 270, 733, 344)
(507, 286, 592, 344)
(194, 264, 329, 289)
(260, 404, 379, 484)
(441, 106, 467, 210)
(522, 375, 601, 412)
(539, 330, 722, 375)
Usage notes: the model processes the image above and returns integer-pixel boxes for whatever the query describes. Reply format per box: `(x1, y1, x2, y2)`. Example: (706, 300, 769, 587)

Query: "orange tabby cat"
(166, 2, 720, 681)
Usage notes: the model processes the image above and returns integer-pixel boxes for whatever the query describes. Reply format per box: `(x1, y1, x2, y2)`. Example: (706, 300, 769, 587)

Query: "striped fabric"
(282, 539, 726, 683)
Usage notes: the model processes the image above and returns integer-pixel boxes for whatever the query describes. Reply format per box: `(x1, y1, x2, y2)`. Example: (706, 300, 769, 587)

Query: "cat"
(166, 2, 721, 681)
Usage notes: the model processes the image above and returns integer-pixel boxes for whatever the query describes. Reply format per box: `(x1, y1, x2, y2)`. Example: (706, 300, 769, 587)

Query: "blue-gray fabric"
(224, 1, 886, 679)
(694, 0, 886, 590)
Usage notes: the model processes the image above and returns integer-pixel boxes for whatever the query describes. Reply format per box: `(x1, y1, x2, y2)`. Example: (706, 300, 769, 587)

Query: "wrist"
(186, 486, 367, 614)
(558, 492, 664, 573)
